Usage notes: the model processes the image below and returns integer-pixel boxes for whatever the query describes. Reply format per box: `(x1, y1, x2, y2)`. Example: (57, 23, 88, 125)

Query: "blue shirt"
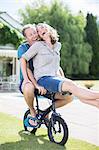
(17, 42, 34, 81)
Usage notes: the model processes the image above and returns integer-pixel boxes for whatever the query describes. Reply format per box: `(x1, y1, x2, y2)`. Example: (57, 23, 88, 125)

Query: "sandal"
(24, 116, 38, 128)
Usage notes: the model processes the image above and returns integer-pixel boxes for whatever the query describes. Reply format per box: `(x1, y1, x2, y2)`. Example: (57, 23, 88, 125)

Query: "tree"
(0, 22, 22, 48)
(19, 0, 50, 24)
(19, 0, 92, 78)
(85, 13, 99, 78)
(60, 15, 92, 78)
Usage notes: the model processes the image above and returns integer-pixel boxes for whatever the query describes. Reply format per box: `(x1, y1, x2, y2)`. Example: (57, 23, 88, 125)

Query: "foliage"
(0, 22, 23, 48)
(19, 0, 93, 79)
(48, 3, 92, 77)
(97, 20, 99, 34)
(85, 13, 99, 77)
(19, 0, 50, 24)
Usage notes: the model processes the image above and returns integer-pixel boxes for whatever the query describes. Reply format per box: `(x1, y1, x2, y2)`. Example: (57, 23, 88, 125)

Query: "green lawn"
(0, 112, 98, 150)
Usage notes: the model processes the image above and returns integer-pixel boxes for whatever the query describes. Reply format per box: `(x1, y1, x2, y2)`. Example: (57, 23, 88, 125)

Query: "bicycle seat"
(34, 89, 72, 100)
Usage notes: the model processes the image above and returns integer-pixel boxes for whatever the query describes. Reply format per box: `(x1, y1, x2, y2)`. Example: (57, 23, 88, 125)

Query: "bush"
(0, 22, 23, 48)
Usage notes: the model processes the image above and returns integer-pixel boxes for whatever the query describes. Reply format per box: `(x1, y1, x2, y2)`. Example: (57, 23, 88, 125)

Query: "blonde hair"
(37, 23, 59, 44)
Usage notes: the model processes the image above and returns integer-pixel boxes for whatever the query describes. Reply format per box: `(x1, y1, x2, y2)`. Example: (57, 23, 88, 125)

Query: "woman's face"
(37, 25, 50, 41)
(25, 27, 38, 44)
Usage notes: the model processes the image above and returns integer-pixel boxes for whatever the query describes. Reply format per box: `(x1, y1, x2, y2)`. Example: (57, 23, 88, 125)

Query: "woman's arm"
(57, 67, 65, 77)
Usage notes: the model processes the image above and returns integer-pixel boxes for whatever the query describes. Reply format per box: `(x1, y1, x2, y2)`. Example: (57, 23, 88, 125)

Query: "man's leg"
(54, 93, 73, 108)
(22, 82, 36, 117)
(44, 93, 72, 120)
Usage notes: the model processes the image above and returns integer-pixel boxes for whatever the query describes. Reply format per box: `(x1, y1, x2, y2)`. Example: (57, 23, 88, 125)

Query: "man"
(17, 24, 46, 122)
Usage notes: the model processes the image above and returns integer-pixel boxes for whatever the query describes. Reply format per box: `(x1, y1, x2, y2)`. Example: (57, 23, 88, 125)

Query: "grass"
(0, 112, 98, 150)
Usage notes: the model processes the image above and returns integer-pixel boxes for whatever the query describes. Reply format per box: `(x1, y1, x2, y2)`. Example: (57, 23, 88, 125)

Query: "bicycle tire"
(48, 116, 68, 145)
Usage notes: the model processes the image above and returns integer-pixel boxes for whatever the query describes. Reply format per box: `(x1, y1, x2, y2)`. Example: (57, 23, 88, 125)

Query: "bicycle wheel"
(48, 116, 68, 145)
(23, 109, 37, 134)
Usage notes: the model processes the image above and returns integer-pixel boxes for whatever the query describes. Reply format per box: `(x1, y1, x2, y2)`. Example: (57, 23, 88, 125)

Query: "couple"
(18, 23, 99, 126)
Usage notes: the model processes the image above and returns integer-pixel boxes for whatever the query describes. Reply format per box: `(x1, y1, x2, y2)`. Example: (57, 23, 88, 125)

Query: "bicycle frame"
(24, 89, 69, 145)
(34, 89, 59, 121)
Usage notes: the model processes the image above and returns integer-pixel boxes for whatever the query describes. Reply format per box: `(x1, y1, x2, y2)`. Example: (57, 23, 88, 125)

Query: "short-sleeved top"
(22, 41, 61, 81)
(17, 42, 34, 81)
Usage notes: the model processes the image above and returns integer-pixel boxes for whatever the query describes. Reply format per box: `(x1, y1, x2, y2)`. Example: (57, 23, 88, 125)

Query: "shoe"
(24, 116, 38, 128)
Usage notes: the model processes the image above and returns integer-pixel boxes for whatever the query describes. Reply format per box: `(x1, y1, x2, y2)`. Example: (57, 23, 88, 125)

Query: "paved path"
(0, 92, 99, 146)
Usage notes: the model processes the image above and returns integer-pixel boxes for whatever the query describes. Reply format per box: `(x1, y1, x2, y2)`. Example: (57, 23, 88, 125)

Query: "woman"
(21, 23, 99, 108)
(20, 24, 72, 127)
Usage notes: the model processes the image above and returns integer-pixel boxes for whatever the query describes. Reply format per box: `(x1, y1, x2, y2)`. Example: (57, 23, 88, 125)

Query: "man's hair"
(22, 24, 36, 37)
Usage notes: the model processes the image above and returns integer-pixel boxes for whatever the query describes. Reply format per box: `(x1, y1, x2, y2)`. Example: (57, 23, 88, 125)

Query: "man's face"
(24, 27, 38, 45)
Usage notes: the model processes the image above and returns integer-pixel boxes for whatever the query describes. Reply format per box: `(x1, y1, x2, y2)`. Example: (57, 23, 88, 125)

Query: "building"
(0, 11, 23, 31)
(0, 12, 23, 90)
(0, 45, 19, 79)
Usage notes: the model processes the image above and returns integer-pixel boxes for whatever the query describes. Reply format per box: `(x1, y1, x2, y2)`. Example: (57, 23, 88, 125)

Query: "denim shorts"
(37, 76, 65, 93)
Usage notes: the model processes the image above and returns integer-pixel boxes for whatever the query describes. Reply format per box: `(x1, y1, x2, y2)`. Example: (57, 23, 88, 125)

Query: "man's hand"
(35, 84, 47, 95)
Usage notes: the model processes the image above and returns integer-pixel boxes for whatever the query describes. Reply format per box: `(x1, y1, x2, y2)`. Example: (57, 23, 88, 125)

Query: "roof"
(0, 49, 17, 58)
(0, 45, 17, 58)
(0, 11, 23, 32)
(0, 12, 22, 58)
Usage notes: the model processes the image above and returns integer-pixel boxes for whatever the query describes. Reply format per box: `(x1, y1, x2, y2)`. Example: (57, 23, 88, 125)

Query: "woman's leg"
(62, 78, 99, 100)
(55, 92, 99, 108)
(80, 98, 99, 108)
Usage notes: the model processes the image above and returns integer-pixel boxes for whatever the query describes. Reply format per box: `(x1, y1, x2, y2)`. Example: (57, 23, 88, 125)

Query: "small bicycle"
(23, 89, 69, 146)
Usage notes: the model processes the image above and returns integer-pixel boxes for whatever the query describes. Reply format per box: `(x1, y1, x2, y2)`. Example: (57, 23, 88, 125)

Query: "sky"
(0, 0, 99, 22)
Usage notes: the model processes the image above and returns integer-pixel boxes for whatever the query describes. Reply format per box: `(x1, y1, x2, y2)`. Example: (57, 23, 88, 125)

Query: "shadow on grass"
(0, 130, 66, 150)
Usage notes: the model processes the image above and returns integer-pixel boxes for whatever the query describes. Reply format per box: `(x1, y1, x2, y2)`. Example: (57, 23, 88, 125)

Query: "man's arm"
(20, 57, 30, 82)
(20, 57, 37, 86)
(20, 57, 46, 94)
(18, 43, 39, 89)
(27, 68, 46, 94)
